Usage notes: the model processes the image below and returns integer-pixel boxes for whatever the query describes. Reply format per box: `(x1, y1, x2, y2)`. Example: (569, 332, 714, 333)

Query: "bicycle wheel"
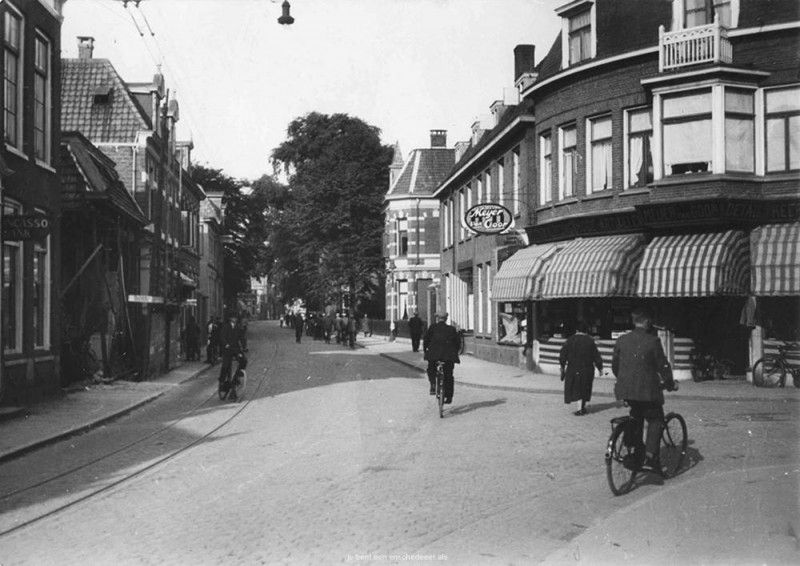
(659, 413, 687, 478)
(752, 356, 786, 388)
(437, 371, 444, 418)
(606, 423, 637, 496)
(233, 370, 246, 401)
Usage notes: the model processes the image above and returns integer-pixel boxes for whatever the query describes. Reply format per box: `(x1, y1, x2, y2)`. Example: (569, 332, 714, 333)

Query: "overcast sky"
(61, 0, 562, 181)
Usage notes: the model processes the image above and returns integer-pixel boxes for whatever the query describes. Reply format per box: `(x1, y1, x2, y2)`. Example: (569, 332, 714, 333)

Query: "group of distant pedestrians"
(283, 310, 371, 349)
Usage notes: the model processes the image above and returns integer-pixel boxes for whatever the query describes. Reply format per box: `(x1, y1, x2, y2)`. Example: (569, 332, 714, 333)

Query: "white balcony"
(659, 16, 733, 72)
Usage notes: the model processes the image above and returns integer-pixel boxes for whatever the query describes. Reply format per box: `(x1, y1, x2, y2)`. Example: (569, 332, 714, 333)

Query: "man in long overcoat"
(408, 311, 424, 352)
(559, 321, 603, 415)
(423, 311, 460, 404)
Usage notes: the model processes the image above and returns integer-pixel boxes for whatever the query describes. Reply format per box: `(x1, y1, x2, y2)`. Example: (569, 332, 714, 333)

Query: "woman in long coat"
(559, 321, 603, 415)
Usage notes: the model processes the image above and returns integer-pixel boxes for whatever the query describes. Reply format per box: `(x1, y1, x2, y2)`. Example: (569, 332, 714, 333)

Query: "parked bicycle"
(690, 343, 733, 381)
(605, 383, 687, 496)
(434, 360, 445, 418)
(219, 352, 248, 401)
(752, 341, 800, 388)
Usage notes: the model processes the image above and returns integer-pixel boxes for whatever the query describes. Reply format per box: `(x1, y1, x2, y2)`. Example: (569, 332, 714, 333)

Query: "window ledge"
(583, 190, 614, 201)
(35, 160, 56, 174)
(4, 144, 28, 160)
(553, 198, 579, 208)
(620, 188, 651, 197)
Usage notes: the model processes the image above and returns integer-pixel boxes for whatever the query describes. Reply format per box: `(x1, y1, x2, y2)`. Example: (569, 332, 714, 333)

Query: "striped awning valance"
(492, 243, 560, 301)
(637, 230, 750, 297)
(540, 234, 646, 299)
(751, 223, 800, 296)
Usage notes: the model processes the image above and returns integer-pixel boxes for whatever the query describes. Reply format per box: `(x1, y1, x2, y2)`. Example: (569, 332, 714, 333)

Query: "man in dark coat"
(612, 308, 676, 471)
(559, 321, 603, 415)
(408, 311, 424, 352)
(294, 313, 304, 343)
(219, 312, 244, 385)
(423, 311, 460, 404)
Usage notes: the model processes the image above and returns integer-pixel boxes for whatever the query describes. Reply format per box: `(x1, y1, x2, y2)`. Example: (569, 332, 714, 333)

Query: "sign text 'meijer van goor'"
(463, 203, 515, 235)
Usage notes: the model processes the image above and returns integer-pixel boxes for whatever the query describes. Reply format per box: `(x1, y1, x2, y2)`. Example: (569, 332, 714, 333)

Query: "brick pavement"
(0, 329, 797, 564)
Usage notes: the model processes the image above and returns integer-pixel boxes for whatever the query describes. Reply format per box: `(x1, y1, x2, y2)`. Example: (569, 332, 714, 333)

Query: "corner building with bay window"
(488, 0, 799, 380)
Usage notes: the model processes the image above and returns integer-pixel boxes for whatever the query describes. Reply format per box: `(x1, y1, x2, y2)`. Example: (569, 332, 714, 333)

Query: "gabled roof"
(60, 131, 149, 226)
(61, 58, 152, 142)
(386, 146, 455, 200)
(434, 99, 534, 196)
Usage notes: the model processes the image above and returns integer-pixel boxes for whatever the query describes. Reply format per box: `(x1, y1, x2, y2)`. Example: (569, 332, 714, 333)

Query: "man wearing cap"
(423, 311, 461, 404)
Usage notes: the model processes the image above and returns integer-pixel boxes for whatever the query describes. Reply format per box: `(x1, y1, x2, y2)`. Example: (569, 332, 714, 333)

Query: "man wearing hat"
(423, 311, 461, 404)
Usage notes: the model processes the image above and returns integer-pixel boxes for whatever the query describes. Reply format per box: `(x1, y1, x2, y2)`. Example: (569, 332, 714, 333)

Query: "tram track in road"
(0, 339, 279, 539)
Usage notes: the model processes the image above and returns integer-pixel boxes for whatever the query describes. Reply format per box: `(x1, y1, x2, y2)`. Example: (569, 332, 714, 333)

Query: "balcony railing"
(659, 15, 732, 72)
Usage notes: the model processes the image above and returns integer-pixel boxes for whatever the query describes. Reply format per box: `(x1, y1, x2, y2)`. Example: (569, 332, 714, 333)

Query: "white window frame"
(485, 262, 492, 335)
(675, 0, 737, 29)
(558, 1, 596, 68)
(3, 200, 23, 353)
(540, 133, 552, 204)
(764, 85, 800, 174)
(624, 107, 654, 189)
(33, 208, 51, 349)
(559, 124, 578, 200)
(512, 147, 520, 215)
(587, 114, 613, 193)
(477, 264, 484, 334)
(33, 31, 51, 165)
(4, 6, 24, 152)
(484, 168, 492, 203)
(496, 158, 505, 208)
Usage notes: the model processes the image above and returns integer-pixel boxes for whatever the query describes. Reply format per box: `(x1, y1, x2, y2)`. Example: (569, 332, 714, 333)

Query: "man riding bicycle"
(218, 311, 246, 388)
(423, 311, 460, 404)
(612, 308, 676, 472)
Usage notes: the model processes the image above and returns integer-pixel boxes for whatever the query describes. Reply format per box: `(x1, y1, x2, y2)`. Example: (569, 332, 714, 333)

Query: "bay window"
(662, 90, 713, 175)
(765, 86, 800, 173)
(725, 88, 755, 173)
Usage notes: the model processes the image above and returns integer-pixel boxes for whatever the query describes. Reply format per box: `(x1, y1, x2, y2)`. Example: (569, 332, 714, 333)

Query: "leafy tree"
(272, 112, 393, 314)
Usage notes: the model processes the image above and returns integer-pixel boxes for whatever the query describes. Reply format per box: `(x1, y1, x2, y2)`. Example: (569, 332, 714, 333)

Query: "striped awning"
(751, 223, 800, 296)
(540, 234, 646, 299)
(492, 243, 560, 301)
(637, 230, 750, 297)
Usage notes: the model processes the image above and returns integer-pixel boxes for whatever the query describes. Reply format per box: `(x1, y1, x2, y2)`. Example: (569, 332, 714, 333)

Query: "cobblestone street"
(1, 324, 797, 565)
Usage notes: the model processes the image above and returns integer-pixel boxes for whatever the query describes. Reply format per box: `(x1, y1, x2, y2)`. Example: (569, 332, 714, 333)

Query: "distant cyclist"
(612, 308, 676, 471)
(218, 311, 246, 387)
(423, 311, 460, 404)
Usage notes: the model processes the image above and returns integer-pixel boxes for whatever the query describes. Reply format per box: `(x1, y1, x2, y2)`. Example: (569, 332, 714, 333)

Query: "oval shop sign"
(463, 203, 515, 235)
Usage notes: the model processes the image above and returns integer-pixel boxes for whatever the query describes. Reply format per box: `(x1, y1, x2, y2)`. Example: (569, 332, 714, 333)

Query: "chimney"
(491, 100, 508, 125)
(454, 141, 471, 163)
(514, 45, 536, 80)
(430, 129, 447, 148)
(77, 36, 95, 59)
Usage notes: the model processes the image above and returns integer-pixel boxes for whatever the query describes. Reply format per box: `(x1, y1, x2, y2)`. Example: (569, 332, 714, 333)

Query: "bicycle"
(434, 361, 445, 418)
(752, 341, 800, 388)
(605, 384, 687, 496)
(219, 352, 248, 401)
(689, 344, 733, 381)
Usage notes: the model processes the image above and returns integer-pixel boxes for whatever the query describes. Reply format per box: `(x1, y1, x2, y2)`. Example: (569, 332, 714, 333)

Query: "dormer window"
(557, 0, 595, 68)
(685, 0, 731, 28)
(672, 0, 737, 30)
(92, 85, 113, 104)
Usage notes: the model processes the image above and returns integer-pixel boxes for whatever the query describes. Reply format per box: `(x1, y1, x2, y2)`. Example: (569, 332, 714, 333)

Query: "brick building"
(61, 37, 204, 378)
(490, 0, 799, 379)
(1, 0, 65, 403)
(384, 132, 454, 331)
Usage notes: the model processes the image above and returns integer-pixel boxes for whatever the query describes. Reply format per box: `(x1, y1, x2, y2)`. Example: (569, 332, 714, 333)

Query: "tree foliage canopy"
(271, 112, 393, 313)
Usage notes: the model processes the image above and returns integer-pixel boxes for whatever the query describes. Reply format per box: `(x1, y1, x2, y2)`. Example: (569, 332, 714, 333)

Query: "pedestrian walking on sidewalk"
(612, 308, 676, 471)
(295, 314, 305, 343)
(409, 311, 424, 352)
(423, 311, 460, 404)
(559, 321, 603, 415)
